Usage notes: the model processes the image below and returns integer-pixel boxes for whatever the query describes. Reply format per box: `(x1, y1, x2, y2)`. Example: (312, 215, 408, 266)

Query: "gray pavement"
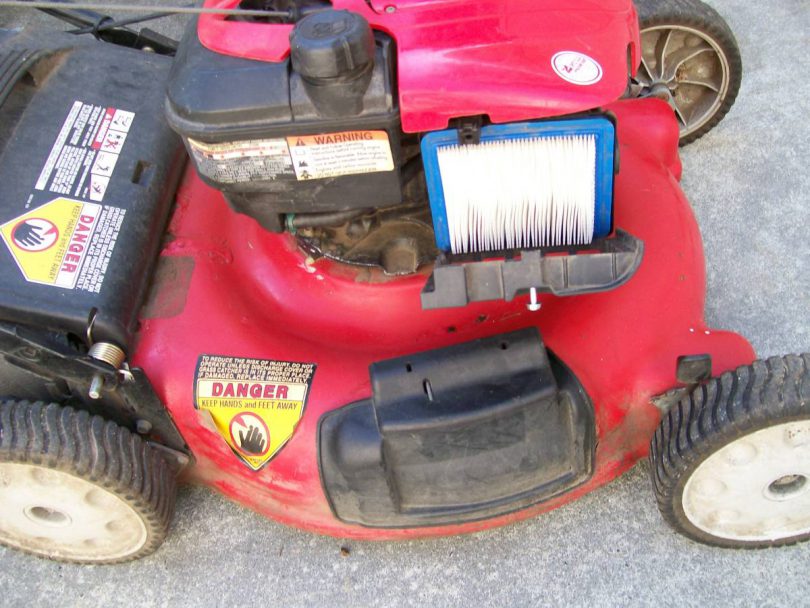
(0, 1, 808, 606)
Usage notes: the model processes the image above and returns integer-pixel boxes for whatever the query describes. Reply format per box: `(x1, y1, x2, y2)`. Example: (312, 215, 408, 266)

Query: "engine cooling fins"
(421, 230, 643, 310)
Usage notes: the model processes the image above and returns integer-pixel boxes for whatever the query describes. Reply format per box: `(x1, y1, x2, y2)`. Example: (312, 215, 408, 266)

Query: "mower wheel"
(650, 355, 810, 548)
(0, 400, 176, 563)
(634, 0, 742, 145)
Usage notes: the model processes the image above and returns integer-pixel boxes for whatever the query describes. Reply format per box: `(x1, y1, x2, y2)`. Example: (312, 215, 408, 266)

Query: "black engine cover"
(165, 20, 402, 227)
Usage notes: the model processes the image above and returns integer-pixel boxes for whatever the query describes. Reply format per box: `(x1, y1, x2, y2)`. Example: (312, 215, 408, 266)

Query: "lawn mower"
(0, 0, 807, 565)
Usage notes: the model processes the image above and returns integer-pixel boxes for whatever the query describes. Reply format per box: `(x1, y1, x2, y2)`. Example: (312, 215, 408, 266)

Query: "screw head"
(385, 5, 396, 13)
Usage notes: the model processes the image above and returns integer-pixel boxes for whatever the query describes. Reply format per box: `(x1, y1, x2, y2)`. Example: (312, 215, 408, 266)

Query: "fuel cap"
(290, 9, 375, 80)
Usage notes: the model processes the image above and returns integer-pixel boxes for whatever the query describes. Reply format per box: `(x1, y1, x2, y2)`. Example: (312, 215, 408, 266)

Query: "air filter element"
(421, 118, 616, 254)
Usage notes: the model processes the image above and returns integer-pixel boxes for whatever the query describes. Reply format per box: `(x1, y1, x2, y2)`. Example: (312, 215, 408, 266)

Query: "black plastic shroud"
(319, 328, 595, 528)
(0, 30, 184, 349)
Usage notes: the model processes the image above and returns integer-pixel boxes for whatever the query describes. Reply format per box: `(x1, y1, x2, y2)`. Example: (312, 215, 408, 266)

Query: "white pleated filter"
(436, 135, 597, 254)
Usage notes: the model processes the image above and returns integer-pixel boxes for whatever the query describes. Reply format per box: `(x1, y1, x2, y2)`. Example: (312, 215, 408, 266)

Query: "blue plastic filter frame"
(420, 117, 616, 253)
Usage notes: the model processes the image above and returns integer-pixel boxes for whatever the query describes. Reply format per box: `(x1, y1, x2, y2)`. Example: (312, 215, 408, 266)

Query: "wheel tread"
(648, 354, 810, 548)
(0, 401, 176, 564)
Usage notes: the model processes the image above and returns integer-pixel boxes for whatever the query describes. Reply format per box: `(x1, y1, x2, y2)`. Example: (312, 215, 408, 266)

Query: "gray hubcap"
(638, 25, 731, 138)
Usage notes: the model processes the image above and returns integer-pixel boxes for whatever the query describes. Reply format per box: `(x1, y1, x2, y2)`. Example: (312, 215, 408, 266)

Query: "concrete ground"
(0, 1, 808, 606)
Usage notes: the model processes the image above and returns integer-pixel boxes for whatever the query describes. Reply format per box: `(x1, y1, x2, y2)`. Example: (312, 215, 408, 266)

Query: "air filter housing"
(421, 118, 616, 254)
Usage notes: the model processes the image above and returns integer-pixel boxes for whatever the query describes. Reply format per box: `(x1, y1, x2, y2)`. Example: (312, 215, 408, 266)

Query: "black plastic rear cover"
(0, 30, 183, 349)
(319, 328, 595, 527)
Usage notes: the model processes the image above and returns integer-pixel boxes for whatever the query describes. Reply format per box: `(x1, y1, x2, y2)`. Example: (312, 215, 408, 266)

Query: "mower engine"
(166, 8, 629, 300)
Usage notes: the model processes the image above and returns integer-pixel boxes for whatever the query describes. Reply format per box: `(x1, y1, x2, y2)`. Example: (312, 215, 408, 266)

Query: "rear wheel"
(650, 355, 810, 547)
(0, 400, 176, 563)
(634, 0, 743, 145)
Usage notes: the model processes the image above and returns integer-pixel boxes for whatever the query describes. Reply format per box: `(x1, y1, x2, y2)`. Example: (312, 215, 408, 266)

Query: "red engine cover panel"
(198, 0, 640, 132)
(133, 99, 753, 539)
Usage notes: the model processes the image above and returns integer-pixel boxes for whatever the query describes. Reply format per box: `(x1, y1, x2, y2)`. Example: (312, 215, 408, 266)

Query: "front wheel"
(0, 401, 177, 563)
(634, 0, 743, 145)
(650, 355, 810, 548)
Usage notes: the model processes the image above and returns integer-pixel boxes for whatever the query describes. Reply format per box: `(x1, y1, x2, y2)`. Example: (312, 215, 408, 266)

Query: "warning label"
(0, 100, 130, 292)
(34, 101, 134, 201)
(194, 355, 316, 471)
(0, 198, 125, 291)
(187, 130, 394, 184)
(287, 130, 394, 180)
(187, 137, 296, 184)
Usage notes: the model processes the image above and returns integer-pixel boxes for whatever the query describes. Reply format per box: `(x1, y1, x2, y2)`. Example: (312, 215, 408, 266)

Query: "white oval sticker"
(551, 51, 603, 86)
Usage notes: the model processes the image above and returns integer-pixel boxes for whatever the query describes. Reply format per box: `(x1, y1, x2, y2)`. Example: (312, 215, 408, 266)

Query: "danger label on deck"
(194, 355, 316, 471)
(0, 198, 124, 291)
(287, 130, 394, 180)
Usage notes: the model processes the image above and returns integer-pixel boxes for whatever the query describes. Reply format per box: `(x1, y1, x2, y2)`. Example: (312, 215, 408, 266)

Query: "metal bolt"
(649, 83, 672, 101)
(527, 287, 542, 312)
(88, 373, 104, 400)
(385, 5, 396, 13)
(18, 347, 38, 360)
(135, 419, 153, 435)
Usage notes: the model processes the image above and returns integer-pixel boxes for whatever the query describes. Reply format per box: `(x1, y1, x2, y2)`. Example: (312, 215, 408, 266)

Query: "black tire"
(0, 400, 176, 563)
(650, 355, 810, 548)
(634, 0, 743, 145)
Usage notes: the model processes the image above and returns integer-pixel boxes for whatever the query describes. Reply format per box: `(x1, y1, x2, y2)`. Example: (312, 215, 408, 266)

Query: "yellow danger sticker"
(0, 197, 101, 289)
(194, 355, 316, 471)
(286, 130, 394, 180)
